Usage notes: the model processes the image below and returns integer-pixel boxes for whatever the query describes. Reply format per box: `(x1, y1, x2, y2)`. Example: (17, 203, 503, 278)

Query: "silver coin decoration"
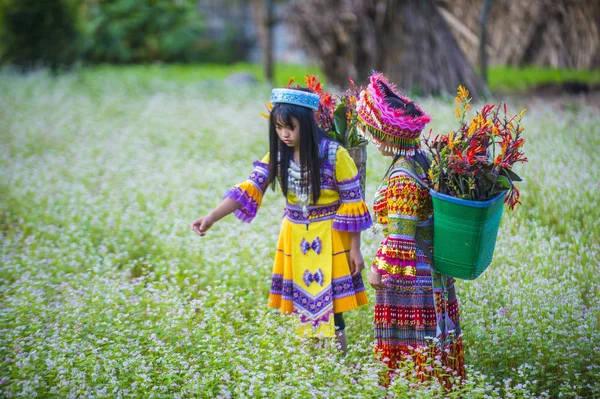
(288, 160, 310, 218)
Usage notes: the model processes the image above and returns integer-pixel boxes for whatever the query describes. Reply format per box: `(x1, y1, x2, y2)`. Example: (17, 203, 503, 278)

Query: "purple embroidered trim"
(248, 172, 268, 192)
(249, 161, 270, 192)
(352, 272, 366, 292)
(270, 273, 283, 294)
(339, 186, 363, 202)
(331, 273, 366, 299)
(270, 274, 294, 299)
(331, 275, 355, 299)
(332, 212, 373, 232)
(303, 269, 324, 287)
(300, 237, 322, 255)
(338, 174, 363, 202)
(297, 308, 334, 329)
(274, 273, 365, 303)
(292, 285, 333, 318)
(320, 172, 336, 189)
(252, 161, 269, 169)
(223, 186, 259, 223)
(282, 279, 294, 300)
(337, 173, 361, 188)
(285, 203, 339, 223)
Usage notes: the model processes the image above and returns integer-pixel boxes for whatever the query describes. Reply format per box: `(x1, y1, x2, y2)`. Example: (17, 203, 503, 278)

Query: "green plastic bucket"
(430, 190, 506, 280)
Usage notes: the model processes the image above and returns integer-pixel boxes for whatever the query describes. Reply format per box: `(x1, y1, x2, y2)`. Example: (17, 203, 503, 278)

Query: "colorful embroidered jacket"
(372, 155, 433, 279)
(224, 139, 372, 231)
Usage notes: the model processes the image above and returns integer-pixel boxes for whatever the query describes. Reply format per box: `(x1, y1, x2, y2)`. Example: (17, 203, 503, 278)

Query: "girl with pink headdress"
(356, 72, 465, 386)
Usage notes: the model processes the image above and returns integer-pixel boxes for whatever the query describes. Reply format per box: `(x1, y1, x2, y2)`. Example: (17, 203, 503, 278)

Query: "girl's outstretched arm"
(191, 197, 241, 237)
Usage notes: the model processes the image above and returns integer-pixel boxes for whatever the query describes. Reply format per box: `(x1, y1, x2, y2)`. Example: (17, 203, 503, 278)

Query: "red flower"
(481, 104, 495, 119)
(454, 148, 464, 161)
(422, 87, 527, 209)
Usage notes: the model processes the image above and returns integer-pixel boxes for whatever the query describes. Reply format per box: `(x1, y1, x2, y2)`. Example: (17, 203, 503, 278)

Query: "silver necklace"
(288, 159, 310, 218)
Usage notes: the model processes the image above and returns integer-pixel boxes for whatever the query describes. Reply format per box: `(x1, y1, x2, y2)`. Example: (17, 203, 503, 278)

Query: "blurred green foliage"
(76, 63, 327, 88)
(0, 0, 246, 68)
(82, 0, 205, 63)
(489, 66, 600, 92)
(75, 63, 600, 94)
(0, 0, 83, 70)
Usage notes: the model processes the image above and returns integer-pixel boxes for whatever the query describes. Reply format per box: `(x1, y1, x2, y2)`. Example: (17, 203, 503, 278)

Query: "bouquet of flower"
(272, 75, 367, 148)
(424, 86, 528, 210)
(327, 78, 368, 148)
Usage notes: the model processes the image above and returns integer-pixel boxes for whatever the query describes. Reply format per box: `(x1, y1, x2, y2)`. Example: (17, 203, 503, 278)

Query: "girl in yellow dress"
(191, 87, 372, 353)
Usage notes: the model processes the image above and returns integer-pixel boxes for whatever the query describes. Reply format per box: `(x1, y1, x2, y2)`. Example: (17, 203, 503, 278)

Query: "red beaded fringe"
(375, 337, 466, 389)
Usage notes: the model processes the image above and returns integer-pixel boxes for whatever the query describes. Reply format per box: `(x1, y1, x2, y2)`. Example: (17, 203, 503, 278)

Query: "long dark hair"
(268, 89, 322, 203)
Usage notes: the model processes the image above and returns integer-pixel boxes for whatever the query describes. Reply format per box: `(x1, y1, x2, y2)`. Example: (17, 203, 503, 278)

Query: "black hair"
(268, 88, 322, 203)
(376, 79, 423, 118)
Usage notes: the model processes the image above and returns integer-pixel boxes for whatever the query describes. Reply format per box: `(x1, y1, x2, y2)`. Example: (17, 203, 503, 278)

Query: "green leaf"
(502, 168, 522, 182)
(346, 125, 358, 147)
(492, 186, 506, 194)
(484, 172, 497, 183)
(333, 100, 347, 145)
(327, 130, 338, 142)
(497, 175, 512, 190)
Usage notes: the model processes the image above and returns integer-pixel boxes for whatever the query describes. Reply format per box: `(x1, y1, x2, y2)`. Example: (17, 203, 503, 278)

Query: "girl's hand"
(191, 215, 215, 237)
(368, 271, 386, 290)
(191, 198, 241, 237)
(349, 248, 365, 276)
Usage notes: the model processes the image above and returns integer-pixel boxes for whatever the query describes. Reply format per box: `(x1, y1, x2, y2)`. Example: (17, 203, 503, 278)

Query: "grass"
(77, 63, 327, 88)
(0, 68, 599, 398)
(488, 66, 600, 92)
(73, 63, 600, 93)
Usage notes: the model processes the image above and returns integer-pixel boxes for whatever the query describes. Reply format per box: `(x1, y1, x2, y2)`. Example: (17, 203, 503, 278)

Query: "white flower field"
(1, 70, 598, 398)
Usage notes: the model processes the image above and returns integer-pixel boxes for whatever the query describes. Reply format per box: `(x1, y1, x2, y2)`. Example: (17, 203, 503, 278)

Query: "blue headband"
(270, 88, 320, 111)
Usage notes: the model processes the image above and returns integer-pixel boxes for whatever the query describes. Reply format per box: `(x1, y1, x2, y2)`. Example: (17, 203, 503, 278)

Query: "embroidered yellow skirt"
(267, 217, 369, 337)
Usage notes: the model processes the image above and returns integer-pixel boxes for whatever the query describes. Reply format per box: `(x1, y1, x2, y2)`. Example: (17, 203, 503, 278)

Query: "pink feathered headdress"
(356, 72, 431, 155)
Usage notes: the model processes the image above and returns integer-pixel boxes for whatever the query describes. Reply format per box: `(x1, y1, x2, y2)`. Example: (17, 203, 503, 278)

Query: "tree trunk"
(440, 0, 600, 69)
(288, 0, 488, 98)
(480, 0, 492, 85)
(251, 0, 275, 84)
(264, 0, 274, 85)
(381, 0, 488, 97)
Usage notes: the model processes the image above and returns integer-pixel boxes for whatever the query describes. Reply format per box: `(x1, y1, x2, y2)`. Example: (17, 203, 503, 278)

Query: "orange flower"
(457, 85, 470, 103)
(468, 121, 476, 137)
(260, 101, 273, 119)
(447, 131, 461, 150)
(428, 168, 435, 183)
(519, 108, 527, 120)
(455, 105, 461, 119)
